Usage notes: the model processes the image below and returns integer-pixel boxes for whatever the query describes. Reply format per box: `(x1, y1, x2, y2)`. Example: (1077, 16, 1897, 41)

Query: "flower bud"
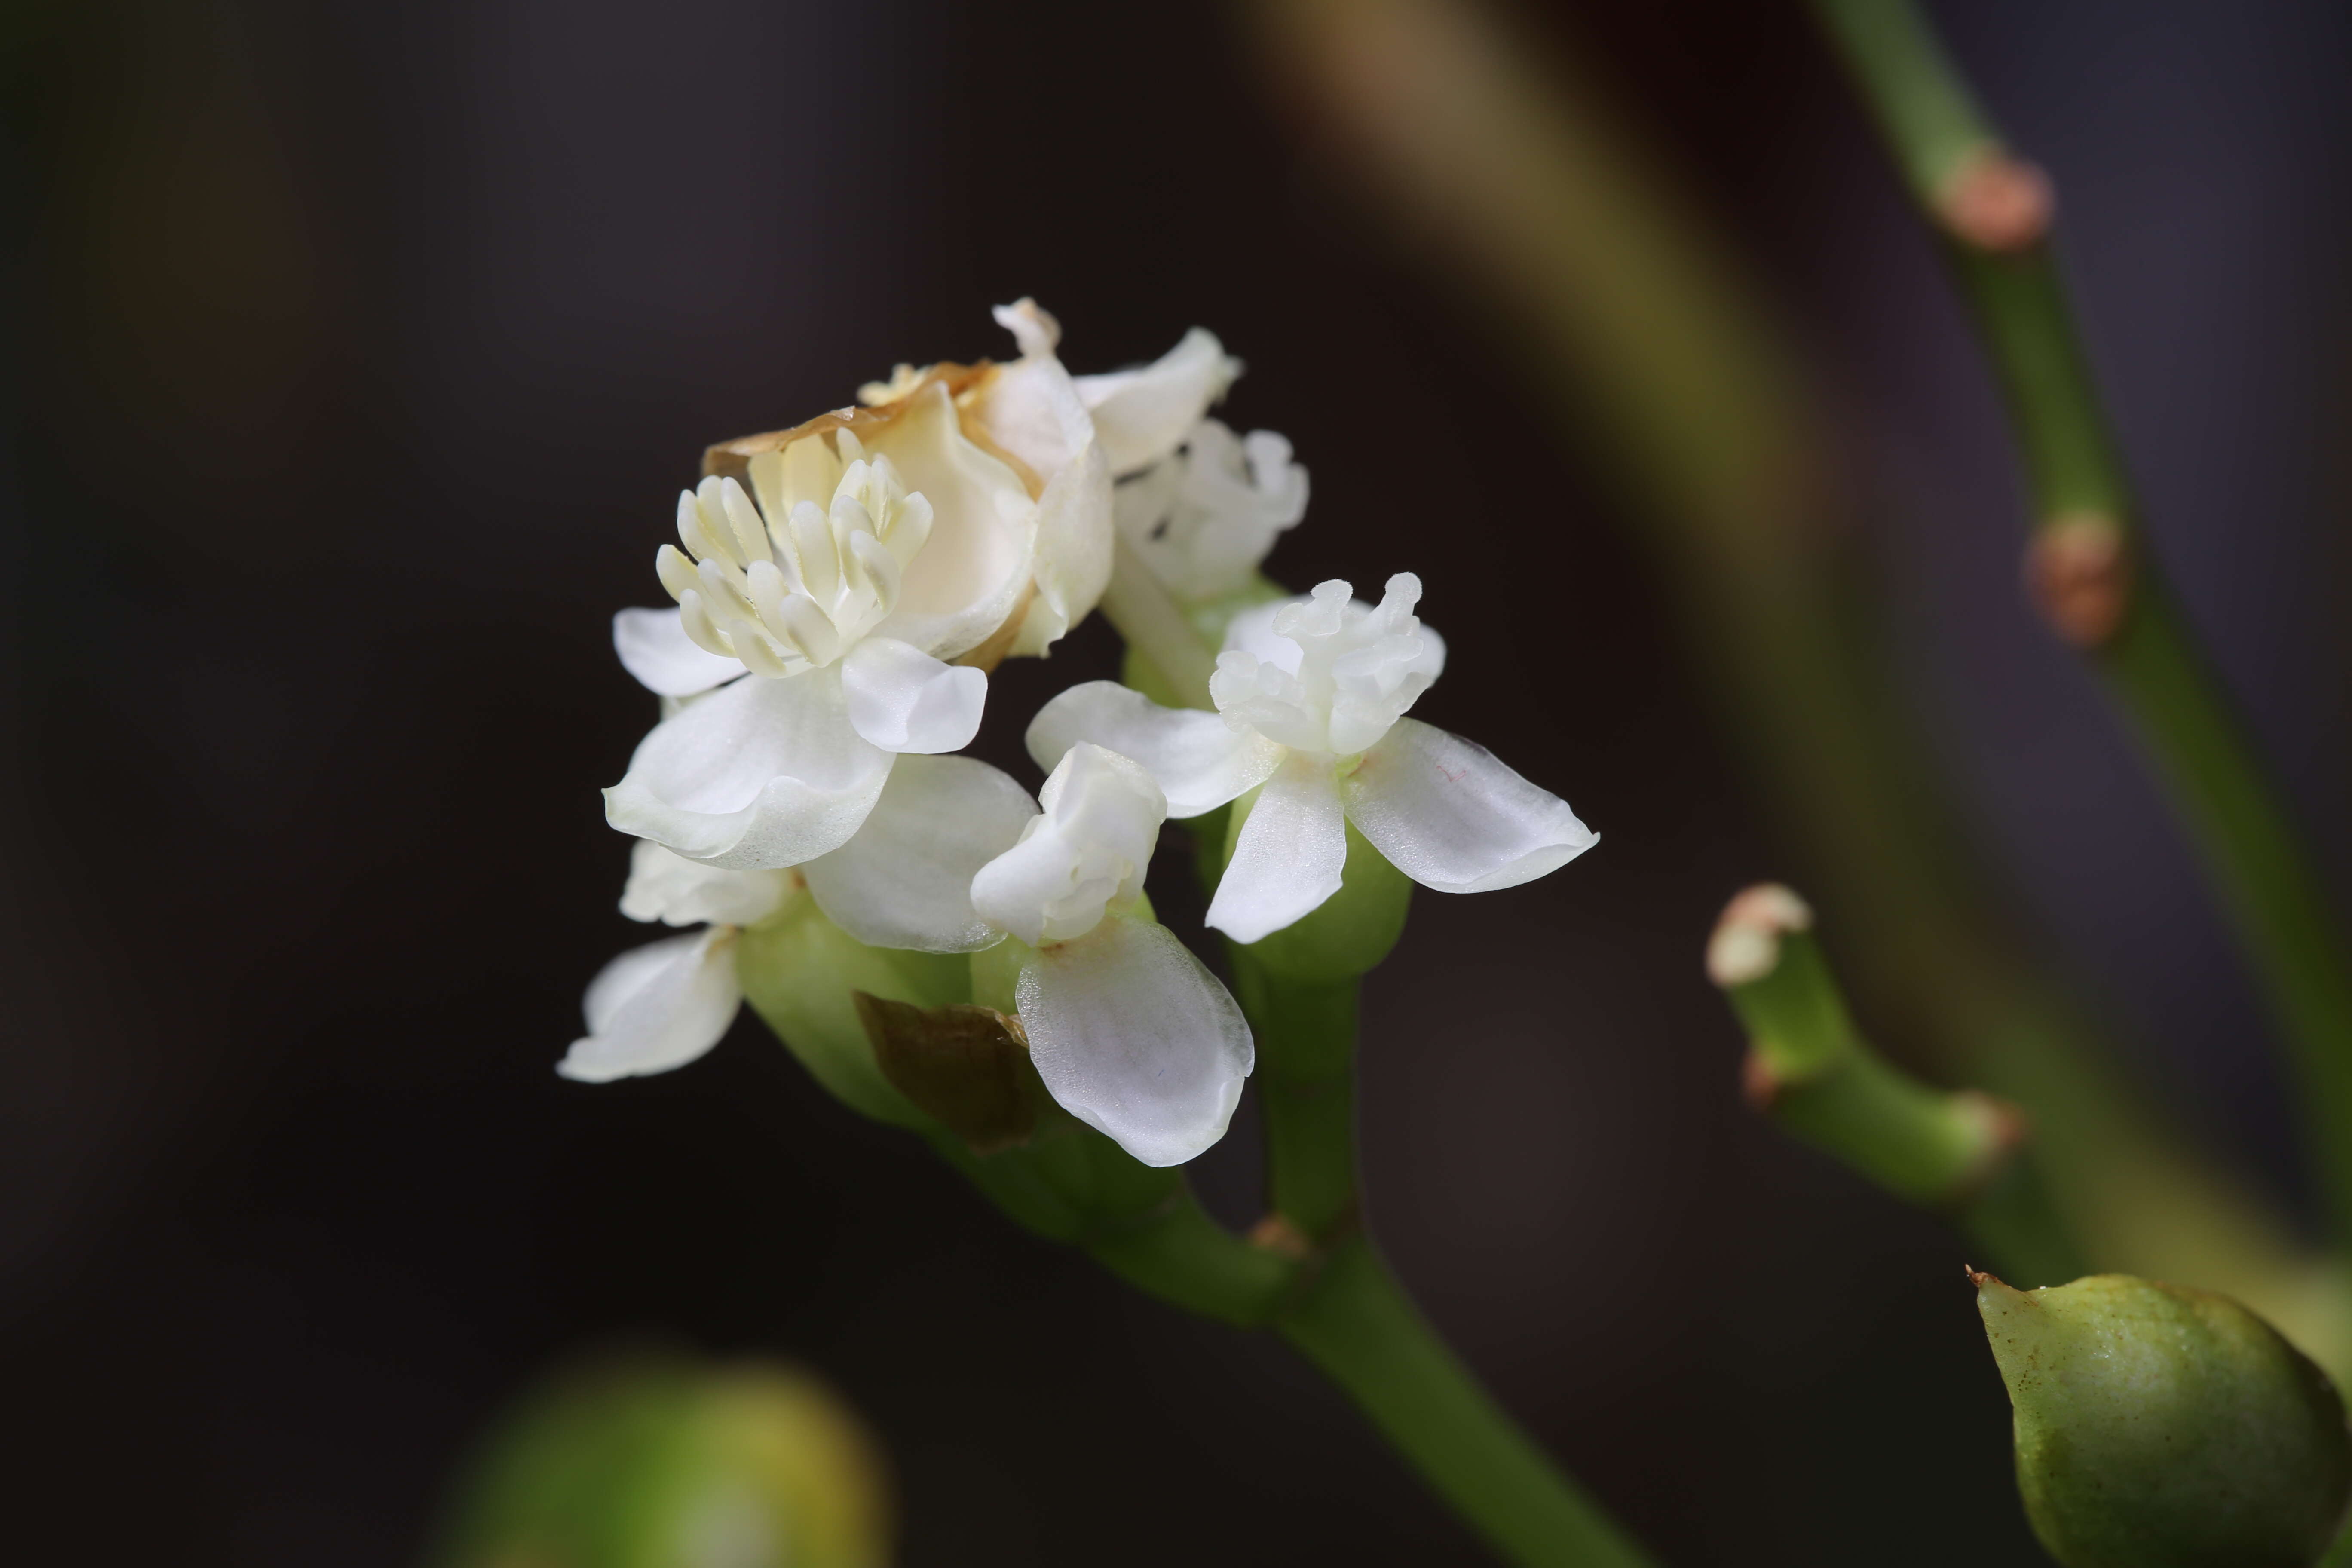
(431, 1354, 890, 1568)
(1976, 1270, 2352, 1567)
(735, 886, 971, 1130)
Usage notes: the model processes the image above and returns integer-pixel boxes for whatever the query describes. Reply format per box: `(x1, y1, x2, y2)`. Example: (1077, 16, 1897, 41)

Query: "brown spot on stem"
(1249, 1213, 1315, 1260)
(2025, 511, 2133, 648)
(1938, 149, 2054, 253)
(1740, 1048, 1782, 1112)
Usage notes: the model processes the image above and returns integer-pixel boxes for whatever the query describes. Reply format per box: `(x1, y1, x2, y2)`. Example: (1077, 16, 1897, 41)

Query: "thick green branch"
(1804, 0, 2352, 1246)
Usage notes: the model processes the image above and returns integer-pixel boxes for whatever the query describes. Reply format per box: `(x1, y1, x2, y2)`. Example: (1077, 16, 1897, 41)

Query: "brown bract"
(852, 991, 1040, 1155)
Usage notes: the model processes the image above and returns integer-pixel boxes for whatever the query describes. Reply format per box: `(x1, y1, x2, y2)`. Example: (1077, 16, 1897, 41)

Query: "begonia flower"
(1027, 575, 1598, 944)
(967, 743, 1254, 1168)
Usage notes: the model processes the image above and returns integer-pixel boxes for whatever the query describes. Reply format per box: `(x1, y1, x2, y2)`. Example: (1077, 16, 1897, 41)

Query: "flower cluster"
(564, 302, 1595, 1169)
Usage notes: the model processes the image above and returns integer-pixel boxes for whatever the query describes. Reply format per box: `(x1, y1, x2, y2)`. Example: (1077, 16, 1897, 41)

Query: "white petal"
(604, 667, 893, 870)
(1017, 914, 1254, 1167)
(1206, 750, 1348, 943)
(992, 297, 1062, 359)
(864, 381, 1038, 661)
(971, 744, 1164, 946)
(1009, 426, 1113, 658)
(619, 839, 794, 927)
(837, 635, 987, 754)
(557, 928, 741, 1083)
(801, 754, 1038, 952)
(1073, 328, 1240, 477)
(1342, 717, 1597, 893)
(1026, 681, 1282, 819)
(613, 606, 744, 697)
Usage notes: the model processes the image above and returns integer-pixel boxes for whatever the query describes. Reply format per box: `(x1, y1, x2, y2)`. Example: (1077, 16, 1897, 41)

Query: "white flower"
(968, 744, 1255, 1168)
(557, 848, 793, 1084)
(561, 756, 1039, 1082)
(568, 749, 1253, 1169)
(1027, 575, 1598, 944)
(1113, 419, 1308, 603)
(606, 412, 1011, 870)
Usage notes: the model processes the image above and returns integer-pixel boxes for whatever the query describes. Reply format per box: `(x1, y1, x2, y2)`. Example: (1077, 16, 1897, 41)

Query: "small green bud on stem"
(1976, 1271, 2352, 1567)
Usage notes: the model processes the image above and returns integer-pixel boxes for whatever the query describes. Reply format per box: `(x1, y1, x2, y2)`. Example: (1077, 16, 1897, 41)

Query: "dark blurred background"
(4, 0, 2348, 1562)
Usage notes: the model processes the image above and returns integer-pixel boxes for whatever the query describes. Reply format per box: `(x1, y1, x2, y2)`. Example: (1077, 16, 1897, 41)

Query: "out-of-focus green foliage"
(430, 1354, 892, 1568)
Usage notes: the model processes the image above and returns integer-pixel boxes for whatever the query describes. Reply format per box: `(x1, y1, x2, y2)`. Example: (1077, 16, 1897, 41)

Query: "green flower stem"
(1230, 950, 1361, 1241)
(1098, 537, 1216, 710)
(1804, 0, 2352, 1245)
(1715, 893, 2085, 1285)
(1276, 1238, 1655, 1568)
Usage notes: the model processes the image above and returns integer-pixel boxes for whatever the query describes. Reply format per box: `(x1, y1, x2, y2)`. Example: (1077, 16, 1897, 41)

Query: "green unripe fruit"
(430, 1354, 892, 1568)
(1976, 1271, 2352, 1567)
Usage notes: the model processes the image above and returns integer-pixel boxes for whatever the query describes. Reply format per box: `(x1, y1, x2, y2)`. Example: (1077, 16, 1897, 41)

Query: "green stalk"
(1229, 950, 1361, 1240)
(1712, 887, 2084, 1285)
(1804, 0, 2352, 1241)
(1277, 1238, 1654, 1568)
(1098, 537, 1216, 710)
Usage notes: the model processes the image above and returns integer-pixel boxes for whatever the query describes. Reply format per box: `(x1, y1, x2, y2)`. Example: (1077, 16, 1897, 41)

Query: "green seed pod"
(429, 1354, 892, 1568)
(735, 884, 970, 1129)
(1976, 1270, 2352, 1567)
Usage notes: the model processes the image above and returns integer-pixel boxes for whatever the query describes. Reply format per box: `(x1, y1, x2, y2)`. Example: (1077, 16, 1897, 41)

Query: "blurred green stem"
(1805, 0, 2352, 1246)
(1279, 1238, 1654, 1568)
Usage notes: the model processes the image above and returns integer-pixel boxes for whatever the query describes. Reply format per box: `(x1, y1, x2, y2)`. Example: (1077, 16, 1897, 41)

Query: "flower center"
(658, 429, 935, 676)
(1208, 574, 1439, 756)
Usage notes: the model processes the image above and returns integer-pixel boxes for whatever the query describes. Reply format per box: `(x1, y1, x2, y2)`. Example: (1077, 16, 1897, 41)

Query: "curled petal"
(1017, 913, 1254, 1167)
(619, 839, 794, 928)
(802, 754, 1038, 953)
(865, 381, 1037, 661)
(1026, 681, 1282, 818)
(1207, 751, 1348, 943)
(613, 606, 743, 697)
(1342, 718, 1597, 893)
(839, 635, 987, 755)
(971, 744, 1163, 946)
(557, 928, 741, 1083)
(1011, 420, 1113, 658)
(1073, 328, 1240, 477)
(604, 667, 892, 870)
